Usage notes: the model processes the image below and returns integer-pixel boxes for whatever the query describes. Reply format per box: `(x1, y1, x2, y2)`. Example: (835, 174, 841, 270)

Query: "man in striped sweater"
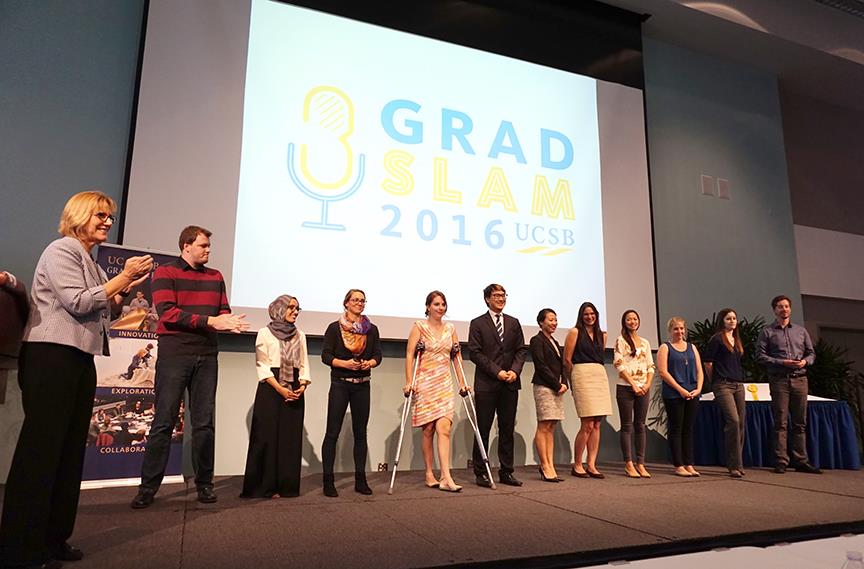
(131, 226, 248, 509)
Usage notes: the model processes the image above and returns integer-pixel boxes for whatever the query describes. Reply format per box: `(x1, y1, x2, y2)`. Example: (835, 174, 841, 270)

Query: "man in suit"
(468, 283, 528, 487)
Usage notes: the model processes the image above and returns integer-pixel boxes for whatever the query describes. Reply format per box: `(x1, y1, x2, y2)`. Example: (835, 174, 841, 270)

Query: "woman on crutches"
(403, 291, 468, 492)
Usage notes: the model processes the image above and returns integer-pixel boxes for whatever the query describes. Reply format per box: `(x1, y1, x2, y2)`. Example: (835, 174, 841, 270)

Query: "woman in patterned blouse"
(612, 310, 655, 478)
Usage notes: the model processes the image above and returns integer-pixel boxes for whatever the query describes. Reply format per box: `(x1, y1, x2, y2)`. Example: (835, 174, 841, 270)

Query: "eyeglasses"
(490, 293, 507, 299)
(349, 298, 367, 305)
(286, 305, 302, 313)
(94, 212, 116, 223)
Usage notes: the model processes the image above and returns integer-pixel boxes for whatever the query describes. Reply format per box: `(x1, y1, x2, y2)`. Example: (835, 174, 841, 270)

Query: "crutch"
(452, 344, 496, 490)
(388, 340, 425, 495)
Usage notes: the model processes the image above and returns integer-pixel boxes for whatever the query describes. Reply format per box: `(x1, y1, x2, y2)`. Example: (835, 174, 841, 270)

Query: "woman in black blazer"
(530, 308, 568, 482)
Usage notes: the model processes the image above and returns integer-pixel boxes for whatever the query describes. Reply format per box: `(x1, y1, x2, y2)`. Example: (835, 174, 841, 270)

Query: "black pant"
(615, 385, 649, 463)
(322, 379, 370, 476)
(0, 343, 97, 566)
(663, 397, 699, 467)
(139, 353, 218, 493)
(473, 388, 519, 476)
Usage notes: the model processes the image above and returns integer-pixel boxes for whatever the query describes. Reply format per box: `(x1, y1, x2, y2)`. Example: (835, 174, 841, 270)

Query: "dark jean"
(473, 388, 519, 476)
(713, 379, 746, 470)
(322, 379, 371, 477)
(663, 397, 699, 467)
(0, 343, 96, 567)
(615, 385, 649, 463)
(139, 353, 218, 493)
(769, 376, 809, 467)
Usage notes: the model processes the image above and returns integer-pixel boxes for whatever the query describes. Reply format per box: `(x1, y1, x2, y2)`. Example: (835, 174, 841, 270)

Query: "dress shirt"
(757, 321, 815, 378)
(488, 309, 503, 336)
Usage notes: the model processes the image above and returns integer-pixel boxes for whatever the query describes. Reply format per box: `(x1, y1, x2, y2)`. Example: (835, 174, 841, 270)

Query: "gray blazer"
(23, 236, 111, 356)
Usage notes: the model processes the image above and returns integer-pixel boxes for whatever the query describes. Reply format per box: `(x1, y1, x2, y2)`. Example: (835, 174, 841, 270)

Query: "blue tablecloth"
(694, 400, 861, 469)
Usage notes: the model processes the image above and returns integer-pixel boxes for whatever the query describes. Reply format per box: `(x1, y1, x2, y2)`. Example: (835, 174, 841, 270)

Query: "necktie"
(495, 313, 503, 343)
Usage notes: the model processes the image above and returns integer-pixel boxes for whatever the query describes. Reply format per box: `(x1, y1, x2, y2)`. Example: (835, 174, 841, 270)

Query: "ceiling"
(600, 0, 864, 112)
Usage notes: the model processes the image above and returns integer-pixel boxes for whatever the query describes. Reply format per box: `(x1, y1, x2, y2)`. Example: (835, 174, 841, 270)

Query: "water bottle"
(841, 551, 864, 569)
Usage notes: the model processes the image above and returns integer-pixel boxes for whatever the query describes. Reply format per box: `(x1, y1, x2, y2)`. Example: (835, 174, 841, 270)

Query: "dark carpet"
(3, 463, 863, 569)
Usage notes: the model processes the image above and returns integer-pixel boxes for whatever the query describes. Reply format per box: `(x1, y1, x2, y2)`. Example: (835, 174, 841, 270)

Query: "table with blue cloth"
(694, 400, 861, 469)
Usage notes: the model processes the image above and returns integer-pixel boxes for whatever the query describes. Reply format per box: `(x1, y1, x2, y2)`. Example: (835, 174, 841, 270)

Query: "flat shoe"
(439, 479, 462, 492)
(636, 465, 652, 478)
(425, 481, 440, 488)
(624, 466, 641, 478)
(587, 470, 605, 479)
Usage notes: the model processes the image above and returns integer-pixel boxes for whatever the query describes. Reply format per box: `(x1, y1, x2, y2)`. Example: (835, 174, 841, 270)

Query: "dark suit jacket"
(529, 332, 564, 391)
(468, 312, 527, 393)
(0, 274, 29, 367)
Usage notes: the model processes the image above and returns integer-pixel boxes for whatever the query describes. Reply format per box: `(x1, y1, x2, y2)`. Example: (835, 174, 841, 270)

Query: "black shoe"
(197, 486, 218, 504)
(499, 473, 523, 487)
(571, 467, 589, 478)
(323, 474, 338, 497)
(131, 490, 155, 509)
(794, 462, 823, 474)
(475, 473, 493, 488)
(773, 464, 787, 474)
(54, 542, 83, 561)
(354, 478, 373, 495)
(539, 468, 559, 483)
(18, 561, 63, 569)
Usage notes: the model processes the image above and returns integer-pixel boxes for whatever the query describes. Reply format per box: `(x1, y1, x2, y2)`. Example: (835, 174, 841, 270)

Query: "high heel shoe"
(539, 468, 560, 483)
(624, 463, 641, 478)
(439, 478, 462, 492)
(570, 467, 589, 478)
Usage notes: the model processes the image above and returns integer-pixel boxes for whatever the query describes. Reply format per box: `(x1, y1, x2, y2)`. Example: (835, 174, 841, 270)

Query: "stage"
(2, 463, 860, 569)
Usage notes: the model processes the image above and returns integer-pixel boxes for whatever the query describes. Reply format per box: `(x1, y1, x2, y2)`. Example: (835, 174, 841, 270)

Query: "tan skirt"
(533, 384, 565, 421)
(570, 363, 612, 418)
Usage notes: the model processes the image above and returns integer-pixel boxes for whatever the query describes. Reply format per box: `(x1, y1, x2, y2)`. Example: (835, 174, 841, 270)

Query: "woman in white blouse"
(241, 294, 311, 498)
(612, 310, 654, 478)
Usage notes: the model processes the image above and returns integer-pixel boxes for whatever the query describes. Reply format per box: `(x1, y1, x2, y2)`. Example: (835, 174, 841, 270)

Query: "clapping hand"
(210, 313, 249, 334)
(123, 255, 153, 281)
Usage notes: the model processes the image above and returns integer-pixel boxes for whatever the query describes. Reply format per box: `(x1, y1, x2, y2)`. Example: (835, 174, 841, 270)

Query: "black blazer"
(468, 312, 527, 393)
(529, 332, 564, 391)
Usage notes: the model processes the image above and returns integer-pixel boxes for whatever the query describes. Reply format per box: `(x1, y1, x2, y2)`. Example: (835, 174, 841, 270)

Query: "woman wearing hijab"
(241, 295, 311, 498)
(321, 289, 382, 497)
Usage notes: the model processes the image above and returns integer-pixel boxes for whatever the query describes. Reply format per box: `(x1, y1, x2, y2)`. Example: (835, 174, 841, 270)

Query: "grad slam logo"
(287, 86, 365, 231)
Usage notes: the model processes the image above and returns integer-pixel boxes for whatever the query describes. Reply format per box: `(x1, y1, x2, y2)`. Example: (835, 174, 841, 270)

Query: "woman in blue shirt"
(656, 316, 704, 477)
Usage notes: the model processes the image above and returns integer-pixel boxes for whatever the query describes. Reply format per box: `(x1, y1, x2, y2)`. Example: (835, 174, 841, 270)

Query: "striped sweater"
(152, 258, 229, 355)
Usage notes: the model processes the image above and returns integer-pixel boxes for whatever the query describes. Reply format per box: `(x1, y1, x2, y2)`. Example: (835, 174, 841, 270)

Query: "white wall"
(214, 351, 638, 477)
(794, 225, 864, 302)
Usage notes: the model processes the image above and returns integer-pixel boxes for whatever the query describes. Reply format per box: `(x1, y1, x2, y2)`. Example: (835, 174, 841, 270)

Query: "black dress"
(241, 367, 305, 498)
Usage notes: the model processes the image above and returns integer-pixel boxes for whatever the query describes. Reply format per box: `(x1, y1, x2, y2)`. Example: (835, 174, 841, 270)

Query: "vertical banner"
(82, 244, 183, 482)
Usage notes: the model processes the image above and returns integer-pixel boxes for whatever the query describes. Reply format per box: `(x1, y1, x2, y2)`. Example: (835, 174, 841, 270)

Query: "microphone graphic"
(287, 86, 365, 231)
